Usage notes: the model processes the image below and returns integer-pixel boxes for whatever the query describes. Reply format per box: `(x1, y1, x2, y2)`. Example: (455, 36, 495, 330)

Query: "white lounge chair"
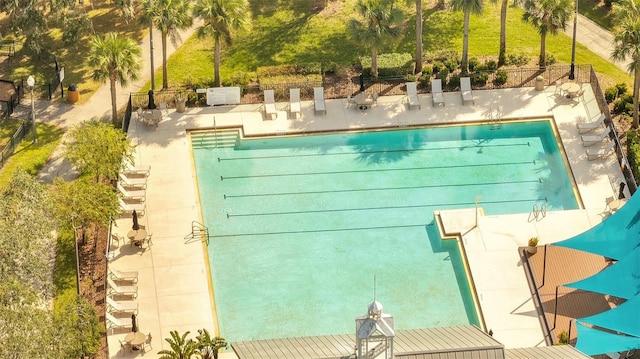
(117, 182, 146, 201)
(577, 113, 605, 134)
(118, 173, 147, 189)
(432, 79, 445, 106)
(406, 82, 420, 110)
(582, 127, 611, 146)
(460, 77, 474, 105)
(314, 87, 326, 115)
(106, 296, 139, 315)
(264, 89, 277, 120)
(289, 88, 301, 118)
(123, 164, 150, 177)
(586, 140, 615, 160)
(108, 268, 139, 283)
(106, 312, 133, 331)
(118, 198, 146, 216)
(107, 277, 138, 298)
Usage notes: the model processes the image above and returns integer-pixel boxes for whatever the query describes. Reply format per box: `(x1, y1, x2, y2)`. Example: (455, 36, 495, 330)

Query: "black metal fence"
(1, 112, 33, 169)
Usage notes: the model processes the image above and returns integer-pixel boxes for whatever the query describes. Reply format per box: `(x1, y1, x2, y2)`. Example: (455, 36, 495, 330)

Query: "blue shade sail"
(554, 192, 640, 261)
(576, 322, 640, 356)
(579, 295, 640, 338)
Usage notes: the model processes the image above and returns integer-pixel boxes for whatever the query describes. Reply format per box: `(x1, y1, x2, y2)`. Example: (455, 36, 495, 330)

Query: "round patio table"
(125, 332, 146, 350)
(127, 229, 147, 247)
(560, 82, 580, 98)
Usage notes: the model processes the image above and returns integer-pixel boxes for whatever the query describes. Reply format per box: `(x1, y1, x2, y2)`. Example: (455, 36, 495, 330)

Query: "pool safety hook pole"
(475, 195, 482, 227)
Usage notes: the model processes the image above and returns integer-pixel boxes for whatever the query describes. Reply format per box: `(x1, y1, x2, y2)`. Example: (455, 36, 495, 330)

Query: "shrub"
(485, 59, 498, 72)
(528, 237, 538, 247)
(437, 67, 450, 81)
(506, 53, 529, 67)
(360, 52, 414, 77)
(421, 65, 433, 78)
(613, 98, 628, 114)
(475, 63, 488, 72)
(605, 86, 619, 103)
(432, 61, 445, 74)
(468, 57, 479, 71)
(494, 69, 508, 86)
(545, 53, 557, 66)
(616, 82, 628, 96)
(556, 330, 569, 345)
(627, 129, 640, 181)
(449, 74, 461, 89)
(257, 63, 322, 78)
(445, 58, 458, 72)
(419, 74, 432, 88)
(470, 72, 489, 86)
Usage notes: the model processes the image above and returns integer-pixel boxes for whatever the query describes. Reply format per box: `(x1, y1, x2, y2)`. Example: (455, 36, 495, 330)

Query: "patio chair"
(142, 333, 153, 352)
(117, 182, 146, 201)
(460, 77, 474, 105)
(118, 173, 147, 189)
(431, 79, 445, 107)
(111, 233, 125, 248)
(406, 82, 421, 110)
(314, 87, 326, 115)
(289, 88, 301, 118)
(586, 140, 615, 160)
(107, 277, 138, 298)
(106, 312, 133, 331)
(264, 89, 277, 120)
(119, 339, 132, 354)
(346, 94, 357, 108)
(577, 113, 605, 134)
(106, 296, 139, 315)
(581, 127, 611, 146)
(118, 198, 146, 217)
(108, 268, 139, 283)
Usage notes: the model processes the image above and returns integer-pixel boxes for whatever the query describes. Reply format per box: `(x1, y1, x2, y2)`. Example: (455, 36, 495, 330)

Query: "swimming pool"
(191, 120, 579, 342)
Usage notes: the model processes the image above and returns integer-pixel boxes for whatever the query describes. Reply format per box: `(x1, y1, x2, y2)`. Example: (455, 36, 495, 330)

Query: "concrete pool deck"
(108, 84, 626, 357)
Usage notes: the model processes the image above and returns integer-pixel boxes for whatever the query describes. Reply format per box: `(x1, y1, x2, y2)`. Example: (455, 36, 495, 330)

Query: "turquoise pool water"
(192, 120, 579, 343)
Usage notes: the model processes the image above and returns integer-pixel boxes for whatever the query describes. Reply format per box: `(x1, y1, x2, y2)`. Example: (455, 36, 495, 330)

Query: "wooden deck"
(523, 245, 615, 345)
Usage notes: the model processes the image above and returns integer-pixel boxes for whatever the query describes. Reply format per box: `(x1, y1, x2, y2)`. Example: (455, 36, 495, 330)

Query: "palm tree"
(407, 0, 424, 74)
(612, 0, 640, 128)
(158, 330, 198, 359)
(522, 0, 573, 69)
(195, 329, 227, 359)
(142, 0, 193, 90)
(88, 32, 141, 125)
(450, 0, 483, 74)
(498, 0, 508, 66)
(348, 0, 403, 78)
(192, 0, 249, 87)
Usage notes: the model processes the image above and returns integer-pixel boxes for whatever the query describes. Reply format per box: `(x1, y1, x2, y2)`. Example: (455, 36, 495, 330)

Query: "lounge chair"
(106, 312, 133, 331)
(108, 268, 139, 283)
(586, 140, 615, 160)
(581, 127, 611, 146)
(123, 164, 150, 177)
(264, 89, 277, 120)
(106, 296, 139, 315)
(107, 277, 138, 298)
(406, 82, 421, 110)
(577, 113, 605, 134)
(118, 173, 147, 189)
(460, 77, 474, 105)
(119, 198, 146, 216)
(432, 79, 445, 107)
(314, 87, 326, 115)
(346, 95, 357, 108)
(117, 182, 146, 201)
(289, 88, 301, 118)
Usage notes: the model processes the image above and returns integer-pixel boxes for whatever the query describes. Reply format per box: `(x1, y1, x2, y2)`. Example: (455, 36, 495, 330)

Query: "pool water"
(191, 120, 578, 342)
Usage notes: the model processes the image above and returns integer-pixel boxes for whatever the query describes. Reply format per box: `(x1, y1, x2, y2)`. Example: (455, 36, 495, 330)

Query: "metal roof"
(506, 345, 592, 358)
(232, 326, 505, 359)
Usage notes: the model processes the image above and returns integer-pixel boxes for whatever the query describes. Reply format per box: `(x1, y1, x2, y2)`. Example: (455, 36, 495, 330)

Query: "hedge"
(360, 53, 413, 77)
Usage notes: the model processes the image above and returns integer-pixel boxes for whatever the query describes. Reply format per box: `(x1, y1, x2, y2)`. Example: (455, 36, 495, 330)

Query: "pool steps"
(191, 129, 240, 148)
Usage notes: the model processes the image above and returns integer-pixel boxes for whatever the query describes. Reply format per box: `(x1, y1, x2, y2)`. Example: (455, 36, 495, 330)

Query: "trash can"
(535, 76, 544, 91)
(68, 84, 79, 103)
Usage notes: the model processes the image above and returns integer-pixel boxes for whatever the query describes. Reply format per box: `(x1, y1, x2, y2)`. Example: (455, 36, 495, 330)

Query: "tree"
(497, 0, 508, 66)
(612, 0, 640, 128)
(192, 0, 249, 87)
(348, 0, 403, 78)
(410, 0, 424, 74)
(142, 0, 193, 90)
(62, 119, 135, 183)
(159, 330, 199, 359)
(88, 33, 142, 125)
(451, 0, 483, 74)
(195, 329, 227, 359)
(522, 0, 573, 69)
(50, 293, 104, 358)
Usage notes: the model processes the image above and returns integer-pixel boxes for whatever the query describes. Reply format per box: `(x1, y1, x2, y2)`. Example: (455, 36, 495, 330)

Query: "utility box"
(68, 84, 79, 103)
(535, 76, 544, 91)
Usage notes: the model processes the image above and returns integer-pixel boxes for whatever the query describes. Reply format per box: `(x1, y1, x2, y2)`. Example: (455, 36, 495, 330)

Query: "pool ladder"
(531, 203, 547, 221)
(184, 221, 209, 244)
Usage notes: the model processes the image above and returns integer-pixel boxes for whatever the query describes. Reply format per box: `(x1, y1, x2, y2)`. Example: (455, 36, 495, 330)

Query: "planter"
(176, 99, 186, 113)
(527, 245, 537, 254)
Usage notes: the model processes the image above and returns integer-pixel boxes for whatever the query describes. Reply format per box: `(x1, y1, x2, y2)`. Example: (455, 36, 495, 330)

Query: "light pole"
(149, 0, 155, 91)
(26, 75, 37, 143)
(569, 0, 578, 80)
